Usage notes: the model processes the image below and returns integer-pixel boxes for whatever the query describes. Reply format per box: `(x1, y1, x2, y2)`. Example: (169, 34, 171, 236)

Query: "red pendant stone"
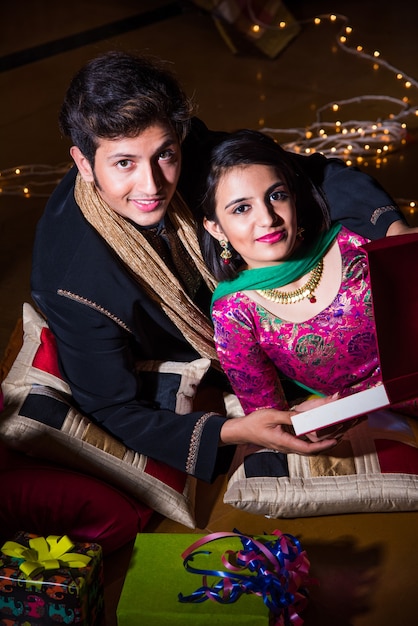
(309, 296, 316, 303)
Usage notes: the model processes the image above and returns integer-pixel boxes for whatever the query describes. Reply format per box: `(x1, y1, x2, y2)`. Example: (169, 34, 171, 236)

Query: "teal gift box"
(117, 533, 271, 625)
(0, 532, 104, 625)
(117, 531, 312, 625)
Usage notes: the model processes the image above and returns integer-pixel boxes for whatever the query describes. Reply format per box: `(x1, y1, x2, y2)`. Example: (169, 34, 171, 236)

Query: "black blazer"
(31, 165, 231, 482)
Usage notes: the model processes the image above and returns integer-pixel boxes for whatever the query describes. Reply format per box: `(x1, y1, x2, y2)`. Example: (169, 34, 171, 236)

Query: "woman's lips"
(256, 230, 285, 244)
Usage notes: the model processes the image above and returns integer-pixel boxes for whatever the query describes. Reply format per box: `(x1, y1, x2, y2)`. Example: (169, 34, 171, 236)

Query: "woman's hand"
(291, 393, 365, 442)
(219, 405, 338, 455)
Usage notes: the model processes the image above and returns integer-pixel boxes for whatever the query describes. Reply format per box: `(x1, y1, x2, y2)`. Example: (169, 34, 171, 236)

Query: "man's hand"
(386, 221, 418, 237)
(220, 404, 338, 456)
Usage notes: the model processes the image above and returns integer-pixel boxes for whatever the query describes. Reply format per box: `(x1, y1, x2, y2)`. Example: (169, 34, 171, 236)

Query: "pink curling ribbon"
(178, 529, 315, 626)
(1, 535, 91, 578)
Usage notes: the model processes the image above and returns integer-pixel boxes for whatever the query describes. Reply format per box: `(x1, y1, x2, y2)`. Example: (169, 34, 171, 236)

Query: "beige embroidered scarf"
(74, 174, 220, 364)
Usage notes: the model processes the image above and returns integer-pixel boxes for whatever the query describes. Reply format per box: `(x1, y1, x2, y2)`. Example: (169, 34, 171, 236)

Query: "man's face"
(73, 123, 182, 227)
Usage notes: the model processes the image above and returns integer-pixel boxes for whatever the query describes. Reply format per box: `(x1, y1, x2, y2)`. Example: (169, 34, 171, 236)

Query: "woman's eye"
(232, 204, 250, 214)
(270, 190, 288, 202)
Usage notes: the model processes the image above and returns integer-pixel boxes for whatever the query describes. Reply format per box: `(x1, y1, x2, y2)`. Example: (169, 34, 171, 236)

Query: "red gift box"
(291, 232, 418, 436)
(0, 532, 103, 625)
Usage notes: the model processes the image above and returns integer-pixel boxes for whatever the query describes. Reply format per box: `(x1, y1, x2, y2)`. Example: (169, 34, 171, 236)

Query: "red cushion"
(0, 441, 153, 555)
(32, 326, 62, 378)
(375, 438, 418, 474)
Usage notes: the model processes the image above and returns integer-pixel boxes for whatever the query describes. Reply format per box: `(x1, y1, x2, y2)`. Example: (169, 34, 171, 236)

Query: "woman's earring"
(219, 239, 232, 264)
(297, 227, 305, 240)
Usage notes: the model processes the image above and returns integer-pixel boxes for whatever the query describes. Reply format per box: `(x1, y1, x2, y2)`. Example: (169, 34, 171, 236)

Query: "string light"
(1, 5, 417, 213)
(244, 6, 418, 211)
(0, 164, 72, 198)
(257, 12, 418, 163)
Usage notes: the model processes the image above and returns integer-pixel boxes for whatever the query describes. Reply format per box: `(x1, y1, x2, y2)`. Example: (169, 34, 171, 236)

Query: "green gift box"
(117, 533, 272, 625)
(118, 531, 313, 625)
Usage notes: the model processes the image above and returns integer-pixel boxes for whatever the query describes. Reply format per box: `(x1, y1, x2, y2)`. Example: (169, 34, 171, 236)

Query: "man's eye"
(117, 159, 131, 168)
(159, 149, 175, 161)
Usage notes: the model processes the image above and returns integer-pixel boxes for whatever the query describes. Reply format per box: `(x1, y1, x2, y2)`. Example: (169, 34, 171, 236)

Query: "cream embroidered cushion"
(0, 303, 212, 528)
(224, 415, 418, 517)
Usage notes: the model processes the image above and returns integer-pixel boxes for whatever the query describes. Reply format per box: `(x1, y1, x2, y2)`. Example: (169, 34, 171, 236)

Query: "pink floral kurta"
(212, 227, 383, 414)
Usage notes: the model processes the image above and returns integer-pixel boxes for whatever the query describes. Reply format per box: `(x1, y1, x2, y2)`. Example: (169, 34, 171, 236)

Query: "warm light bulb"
(252, 24, 260, 33)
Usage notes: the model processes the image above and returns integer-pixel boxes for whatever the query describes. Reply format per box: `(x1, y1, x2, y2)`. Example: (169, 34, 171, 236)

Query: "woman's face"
(204, 163, 298, 269)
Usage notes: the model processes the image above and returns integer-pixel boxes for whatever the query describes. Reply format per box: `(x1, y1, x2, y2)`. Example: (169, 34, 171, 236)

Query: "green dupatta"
(211, 222, 342, 309)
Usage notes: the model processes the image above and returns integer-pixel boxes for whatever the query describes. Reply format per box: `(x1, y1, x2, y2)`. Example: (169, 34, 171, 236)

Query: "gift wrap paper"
(0, 532, 104, 625)
(117, 533, 271, 625)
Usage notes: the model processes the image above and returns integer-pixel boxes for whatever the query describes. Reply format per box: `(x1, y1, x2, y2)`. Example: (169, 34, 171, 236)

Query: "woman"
(199, 129, 416, 428)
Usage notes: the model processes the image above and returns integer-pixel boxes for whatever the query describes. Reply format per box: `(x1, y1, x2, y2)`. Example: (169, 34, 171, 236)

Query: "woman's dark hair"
(198, 129, 331, 281)
(59, 51, 194, 165)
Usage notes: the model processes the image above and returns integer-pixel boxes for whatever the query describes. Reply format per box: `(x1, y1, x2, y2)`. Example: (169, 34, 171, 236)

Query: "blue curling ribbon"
(178, 529, 315, 626)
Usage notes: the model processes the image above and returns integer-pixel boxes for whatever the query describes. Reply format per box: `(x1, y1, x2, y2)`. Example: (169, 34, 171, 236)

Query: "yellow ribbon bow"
(1, 535, 91, 578)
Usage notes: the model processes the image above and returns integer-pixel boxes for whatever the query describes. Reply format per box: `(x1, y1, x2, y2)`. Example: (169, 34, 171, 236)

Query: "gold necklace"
(256, 258, 324, 304)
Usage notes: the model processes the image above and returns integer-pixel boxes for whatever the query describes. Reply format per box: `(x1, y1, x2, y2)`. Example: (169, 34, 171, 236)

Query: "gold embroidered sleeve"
(185, 412, 219, 475)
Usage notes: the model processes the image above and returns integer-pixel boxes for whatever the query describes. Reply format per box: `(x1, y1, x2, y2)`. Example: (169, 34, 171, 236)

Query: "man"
(31, 51, 412, 483)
